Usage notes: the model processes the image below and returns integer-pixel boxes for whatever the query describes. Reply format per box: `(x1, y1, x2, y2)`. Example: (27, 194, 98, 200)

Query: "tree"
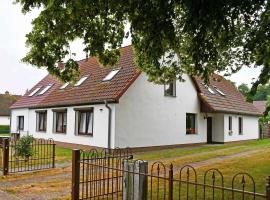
(15, 1, 270, 96)
(238, 83, 250, 97)
(253, 84, 270, 101)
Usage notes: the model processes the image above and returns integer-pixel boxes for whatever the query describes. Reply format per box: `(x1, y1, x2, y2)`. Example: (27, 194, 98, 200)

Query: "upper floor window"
(238, 117, 243, 135)
(17, 116, 24, 131)
(74, 76, 88, 86)
(186, 113, 196, 134)
(38, 84, 53, 95)
(103, 69, 120, 81)
(53, 109, 67, 133)
(164, 81, 176, 97)
(75, 108, 94, 136)
(36, 111, 47, 132)
(228, 116, 232, 135)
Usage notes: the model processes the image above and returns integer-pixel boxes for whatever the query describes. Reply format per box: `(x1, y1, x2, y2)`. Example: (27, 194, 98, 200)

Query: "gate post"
(168, 163, 174, 200)
(3, 138, 9, 175)
(52, 143, 56, 168)
(266, 176, 270, 200)
(72, 149, 80, 200)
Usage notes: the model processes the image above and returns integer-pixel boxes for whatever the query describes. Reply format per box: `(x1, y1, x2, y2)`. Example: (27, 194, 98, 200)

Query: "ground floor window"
(229, 116, 232, 135)
(53, 110, 67, 133)
(17, 116, 24, 131)
(36, 111, 47, 132)
(75, 108, 94, 136)
(238, 117, 243, 135)
(186, 113, 196, 134)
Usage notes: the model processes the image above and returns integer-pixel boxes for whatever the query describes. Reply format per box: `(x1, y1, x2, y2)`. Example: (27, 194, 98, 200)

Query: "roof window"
(202, 83, 215, 94)
(214, 86, 225, 96)
(74, 76, 88, 86)
(38, 84, 54, 95)
(60, 82, 69, 89)
(103, 69, 120, 81)
(28, 87, 41, 97)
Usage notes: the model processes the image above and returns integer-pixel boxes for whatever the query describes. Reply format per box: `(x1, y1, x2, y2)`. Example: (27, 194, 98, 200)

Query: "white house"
(10, 46, 261, 148)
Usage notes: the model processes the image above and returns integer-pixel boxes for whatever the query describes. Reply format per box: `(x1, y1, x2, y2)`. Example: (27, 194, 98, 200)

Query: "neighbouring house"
(253, 101, 270, 138)
(10, 46, 261, 148)
(0, 91, 21, 126)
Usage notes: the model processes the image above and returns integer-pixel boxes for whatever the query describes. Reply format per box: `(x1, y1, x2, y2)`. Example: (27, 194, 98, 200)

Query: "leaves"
(15, 135, 35, 160)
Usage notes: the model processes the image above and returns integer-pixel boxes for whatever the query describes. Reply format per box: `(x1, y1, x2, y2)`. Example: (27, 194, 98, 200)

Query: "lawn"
(0, 139, 269, 200)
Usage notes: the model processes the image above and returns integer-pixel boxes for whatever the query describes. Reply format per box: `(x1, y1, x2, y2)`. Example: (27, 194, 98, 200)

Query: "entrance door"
(207, 117, 213, 143)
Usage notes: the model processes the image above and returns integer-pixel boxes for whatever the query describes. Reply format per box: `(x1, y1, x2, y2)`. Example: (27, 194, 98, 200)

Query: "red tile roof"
(253, 101, 266, 114)
(11, 45, 140, 109)
(192, 75, 261, 116)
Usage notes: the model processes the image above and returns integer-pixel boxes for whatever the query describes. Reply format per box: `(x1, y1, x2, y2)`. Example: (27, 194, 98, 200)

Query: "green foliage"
(15, 135, 35, 160)
(14, 1, 270, 90)
(238, 83, 250, 97)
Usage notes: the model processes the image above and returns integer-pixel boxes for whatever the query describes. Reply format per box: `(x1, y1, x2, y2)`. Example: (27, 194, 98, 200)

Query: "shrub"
(15, 135, 35, 161)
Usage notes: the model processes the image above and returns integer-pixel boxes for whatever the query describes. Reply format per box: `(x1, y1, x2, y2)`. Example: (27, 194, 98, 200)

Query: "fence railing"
(0, 138, 55, 175)
(72, 148, 270, 200)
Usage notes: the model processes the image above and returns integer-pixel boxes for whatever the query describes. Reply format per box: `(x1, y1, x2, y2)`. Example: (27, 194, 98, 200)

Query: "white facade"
(10, 74, 260, 148)
(0, 116, 10, 126)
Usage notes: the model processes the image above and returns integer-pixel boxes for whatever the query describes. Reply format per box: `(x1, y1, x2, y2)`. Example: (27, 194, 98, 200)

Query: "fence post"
(168, 163, 174, 200)
(266, 176, 270, 200)
(3, 138, 9, 175)
(72, 149, 80, 200)
(52, 143, 56, 168)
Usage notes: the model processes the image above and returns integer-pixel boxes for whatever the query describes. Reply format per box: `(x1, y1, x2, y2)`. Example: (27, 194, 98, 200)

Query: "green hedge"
(0, 125, 10, 133)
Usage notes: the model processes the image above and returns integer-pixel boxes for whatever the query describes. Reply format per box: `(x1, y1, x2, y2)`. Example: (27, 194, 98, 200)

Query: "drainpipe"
(104, 100, 112, 150)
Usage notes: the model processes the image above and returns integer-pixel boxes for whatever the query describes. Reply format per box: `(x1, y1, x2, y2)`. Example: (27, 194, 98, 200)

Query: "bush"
(15, 135, 35, 161)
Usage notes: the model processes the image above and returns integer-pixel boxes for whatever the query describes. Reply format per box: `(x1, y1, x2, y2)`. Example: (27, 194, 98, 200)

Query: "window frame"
(164, 81, 176, 97)
(75, 108, 94, 136)
(17, 116, 24, 131)
(53, 110, 67, 134)
(238, 117, 243, 135)
(228, 116, 232, 135)
(186, 113, 196, 135)
(36, 111, 47, 132)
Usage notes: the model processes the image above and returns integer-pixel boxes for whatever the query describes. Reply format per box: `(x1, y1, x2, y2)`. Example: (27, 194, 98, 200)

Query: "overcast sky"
(0, 1, 262, 95)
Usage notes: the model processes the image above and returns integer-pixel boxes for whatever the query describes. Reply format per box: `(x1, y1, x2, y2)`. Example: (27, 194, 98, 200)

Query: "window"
(53, 110, 67, 133)
(164, 81, 176, 97)
(238, 117, 243, 135)
(60, 82, 69, 89)
(28, 87, 41, 96)
(74, 76, 88, 86)
(228, 116, 232, 135)
(75, 108, 94, 136)
(103, 69, 120, 81)
(36, 111, 47, 132)
(38, 84, 54, 95)
(186, 113, 196, 134)
(213, 86, 225, 96)
(17, 116, 24, 131)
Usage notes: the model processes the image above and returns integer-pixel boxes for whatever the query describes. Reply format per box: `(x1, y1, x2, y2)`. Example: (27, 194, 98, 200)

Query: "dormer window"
(28, 87, 41, 97)
(103, 69, 120, 81)
(213, 86, 225, 96)
(164, 81, 176, 97)
(74, 76, 88, 86)
(38, 84, 54, 95)
(60, 82, 69, 89)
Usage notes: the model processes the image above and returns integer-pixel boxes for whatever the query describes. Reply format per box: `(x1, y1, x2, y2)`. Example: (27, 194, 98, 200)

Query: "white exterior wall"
(10, 108, 29, 134)
(11, 104, 116, 148)
(223, 114, 259, 142)
(115, 74, 207, 148)
(0, 116, 10, 126)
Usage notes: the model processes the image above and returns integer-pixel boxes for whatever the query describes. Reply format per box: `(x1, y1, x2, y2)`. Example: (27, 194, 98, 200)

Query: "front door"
(207, 117, 212, 143)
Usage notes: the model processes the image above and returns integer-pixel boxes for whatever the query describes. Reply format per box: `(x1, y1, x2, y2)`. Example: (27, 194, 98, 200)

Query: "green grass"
(55, 146, 72, 162)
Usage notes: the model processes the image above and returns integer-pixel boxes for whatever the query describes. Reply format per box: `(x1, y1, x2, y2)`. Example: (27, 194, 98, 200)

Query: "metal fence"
(0, 138, 55, 175)
(72, 148, 270, 200)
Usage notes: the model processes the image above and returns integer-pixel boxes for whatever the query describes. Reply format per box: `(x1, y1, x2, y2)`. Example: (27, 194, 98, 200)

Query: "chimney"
(57, 61, 65, 70)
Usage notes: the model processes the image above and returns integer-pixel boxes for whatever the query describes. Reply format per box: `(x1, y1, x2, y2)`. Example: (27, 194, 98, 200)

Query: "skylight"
(60, 82, 69, 89)
(38, 84, 54, 95)
(214, 86, 225, 96)
(202, 83, 215, 94)
(103, 69, 120, 81)
(28, 87, 41, 97)
(74, 76, 88, 86)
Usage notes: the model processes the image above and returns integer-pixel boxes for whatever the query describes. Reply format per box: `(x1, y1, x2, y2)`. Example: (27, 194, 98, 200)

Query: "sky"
(0, 1, 262, 95)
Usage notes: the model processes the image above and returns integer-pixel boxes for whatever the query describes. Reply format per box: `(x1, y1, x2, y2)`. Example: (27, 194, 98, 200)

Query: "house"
(10, 46, 261, 148)
(0, 91, 20, 126)
(253, 101, 270, 138)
